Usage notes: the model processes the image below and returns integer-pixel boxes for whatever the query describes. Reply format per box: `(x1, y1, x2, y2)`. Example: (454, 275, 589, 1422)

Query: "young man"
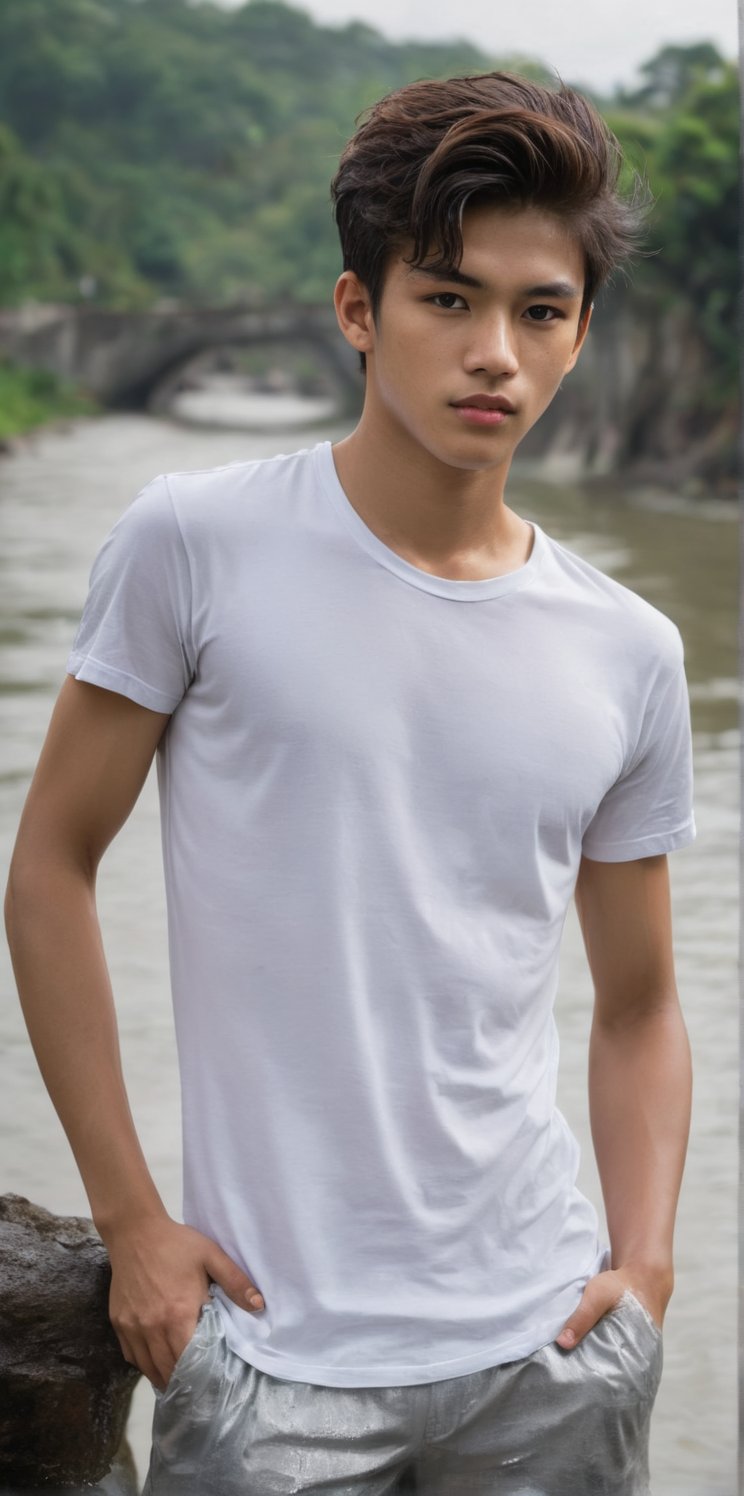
(6, 72, 694, 1494)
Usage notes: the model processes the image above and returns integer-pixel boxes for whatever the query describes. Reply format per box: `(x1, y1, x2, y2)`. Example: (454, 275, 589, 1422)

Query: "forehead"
(397, 202, 586, 291)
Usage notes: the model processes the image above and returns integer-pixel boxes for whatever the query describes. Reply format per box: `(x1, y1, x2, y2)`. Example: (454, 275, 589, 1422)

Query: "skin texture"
(332, 203, 592, 580)
(5, 203, 690, 1388)
(558, 852, 689, 1342)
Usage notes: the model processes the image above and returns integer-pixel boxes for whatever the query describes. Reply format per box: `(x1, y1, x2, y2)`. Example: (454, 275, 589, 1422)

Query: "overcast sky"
(210, 0, 738, 92)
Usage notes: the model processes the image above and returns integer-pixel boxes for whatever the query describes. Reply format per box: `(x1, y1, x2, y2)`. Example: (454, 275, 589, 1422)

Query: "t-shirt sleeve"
(581, 649, 696, 862)
(66, 474, 195, 713)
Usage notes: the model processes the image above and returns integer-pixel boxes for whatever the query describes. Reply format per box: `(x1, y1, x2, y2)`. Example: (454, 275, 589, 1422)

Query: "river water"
(0, 404, 738, 1494)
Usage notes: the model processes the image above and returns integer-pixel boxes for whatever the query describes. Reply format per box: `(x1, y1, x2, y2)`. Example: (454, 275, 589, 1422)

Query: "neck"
(331, 404, 532, 583)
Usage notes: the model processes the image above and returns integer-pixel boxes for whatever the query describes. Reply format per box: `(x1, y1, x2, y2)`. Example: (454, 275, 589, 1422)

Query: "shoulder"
(160, 443, 322, 530)
(538, 527, 684, 678)
(108, 446, 323, 567)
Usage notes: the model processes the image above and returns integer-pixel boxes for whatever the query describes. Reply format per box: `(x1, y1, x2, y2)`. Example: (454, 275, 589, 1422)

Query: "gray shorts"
(142, 1291, 662, 1495)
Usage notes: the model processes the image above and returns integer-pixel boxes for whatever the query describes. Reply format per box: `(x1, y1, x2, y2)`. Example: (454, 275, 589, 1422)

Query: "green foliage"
(0, 360, 99, 439)
(0, 2, 737, 404)
(615, 42, 729, 110)
(0, 125, 70, 297)
(608, 47, 738, 401)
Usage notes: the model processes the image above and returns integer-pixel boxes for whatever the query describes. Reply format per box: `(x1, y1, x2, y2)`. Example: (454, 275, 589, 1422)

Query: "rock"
(0, 1444, 139, 1496)
(0, 1194, 140, 1489)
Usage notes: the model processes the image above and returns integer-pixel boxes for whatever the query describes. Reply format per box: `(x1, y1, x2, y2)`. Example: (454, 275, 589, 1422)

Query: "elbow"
(592, 980, 683, 1034)
(5, 838, 95, 956)
(5, 850, 43, 957)
(5, 851, 28, 948)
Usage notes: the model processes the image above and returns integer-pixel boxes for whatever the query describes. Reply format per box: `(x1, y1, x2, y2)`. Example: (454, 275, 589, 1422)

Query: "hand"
(555, 1264, 672, 1351)
(103, 1213, 265, 1390)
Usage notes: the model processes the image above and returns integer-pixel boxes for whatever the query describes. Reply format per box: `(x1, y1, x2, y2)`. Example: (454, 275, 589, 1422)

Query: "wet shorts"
(142, 1290, 662, 1495)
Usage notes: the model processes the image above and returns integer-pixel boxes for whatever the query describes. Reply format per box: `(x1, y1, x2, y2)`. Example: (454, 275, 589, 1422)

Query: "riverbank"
(0, 362, 99, 448)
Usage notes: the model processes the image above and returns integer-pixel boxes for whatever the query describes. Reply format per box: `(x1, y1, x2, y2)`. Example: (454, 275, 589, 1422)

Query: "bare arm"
(5, 677, 264, 1387)
(555, 852, 691, 1347)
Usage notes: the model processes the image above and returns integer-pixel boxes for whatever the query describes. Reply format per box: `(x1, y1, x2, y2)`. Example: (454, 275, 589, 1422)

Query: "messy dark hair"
(330, 72, 649, 371)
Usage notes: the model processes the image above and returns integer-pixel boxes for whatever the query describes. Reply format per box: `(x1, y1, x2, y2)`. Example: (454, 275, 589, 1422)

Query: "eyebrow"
(408, 266, 581, 299)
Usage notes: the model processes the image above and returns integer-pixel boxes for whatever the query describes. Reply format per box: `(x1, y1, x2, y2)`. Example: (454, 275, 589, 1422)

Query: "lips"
(452, 394, 516, 412)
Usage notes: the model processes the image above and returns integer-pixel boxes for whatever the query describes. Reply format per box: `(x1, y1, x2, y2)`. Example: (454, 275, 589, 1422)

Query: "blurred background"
(0, 1, 739, 1491)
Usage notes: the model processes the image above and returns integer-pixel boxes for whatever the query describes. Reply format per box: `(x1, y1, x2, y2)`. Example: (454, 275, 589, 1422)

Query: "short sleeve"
(66, 474, 195, 714)
(581, 654, 696, 862)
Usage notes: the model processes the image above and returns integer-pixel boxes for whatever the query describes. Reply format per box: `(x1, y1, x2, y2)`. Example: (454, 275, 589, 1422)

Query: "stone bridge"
(0, 302, 363, 413)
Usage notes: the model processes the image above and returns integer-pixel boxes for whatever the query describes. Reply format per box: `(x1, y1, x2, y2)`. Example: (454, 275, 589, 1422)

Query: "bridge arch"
(143, 324, 359, 422)
(0, 303, 363, 417)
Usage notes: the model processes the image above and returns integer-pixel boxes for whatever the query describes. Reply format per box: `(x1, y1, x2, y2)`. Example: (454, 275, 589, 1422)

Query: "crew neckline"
(315, 440, 545, 602)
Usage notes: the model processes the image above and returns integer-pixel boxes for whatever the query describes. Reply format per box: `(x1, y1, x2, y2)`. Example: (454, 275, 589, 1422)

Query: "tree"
(630, 59, 738, 399)
(618, 41, 728, 109)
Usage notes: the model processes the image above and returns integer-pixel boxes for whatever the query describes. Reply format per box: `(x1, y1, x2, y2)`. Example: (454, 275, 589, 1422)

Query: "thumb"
(555, 1272, 620, 1350)
(205, 1241, 265, 1312)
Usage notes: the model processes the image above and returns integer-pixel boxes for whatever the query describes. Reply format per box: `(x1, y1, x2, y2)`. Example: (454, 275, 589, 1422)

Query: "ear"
(333, 270, 376, 357)
(564, 302, 593, 374)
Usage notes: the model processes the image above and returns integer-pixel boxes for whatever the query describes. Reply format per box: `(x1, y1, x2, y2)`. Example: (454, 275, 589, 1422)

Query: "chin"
(433, 449, 511, 476)
(431, 432, 516, 473)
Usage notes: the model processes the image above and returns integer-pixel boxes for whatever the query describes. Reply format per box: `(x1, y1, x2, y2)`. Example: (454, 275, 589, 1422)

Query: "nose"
(463, 314, 520, 378)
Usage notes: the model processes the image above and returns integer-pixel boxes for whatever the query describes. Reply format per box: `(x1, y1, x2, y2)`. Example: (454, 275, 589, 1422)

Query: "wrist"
(614, 1256, 674, 1313)
(93, 1193, 169, 1247)
(611, 1249, 673, 1280)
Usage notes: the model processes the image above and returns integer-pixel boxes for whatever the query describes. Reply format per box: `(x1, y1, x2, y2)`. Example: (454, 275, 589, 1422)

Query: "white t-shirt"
(67, 440, 695, 1387)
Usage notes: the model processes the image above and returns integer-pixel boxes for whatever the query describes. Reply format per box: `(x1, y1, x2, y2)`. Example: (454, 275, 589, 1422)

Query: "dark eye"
(428, 293, 467, 310)
(525, 305, 561, 322)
